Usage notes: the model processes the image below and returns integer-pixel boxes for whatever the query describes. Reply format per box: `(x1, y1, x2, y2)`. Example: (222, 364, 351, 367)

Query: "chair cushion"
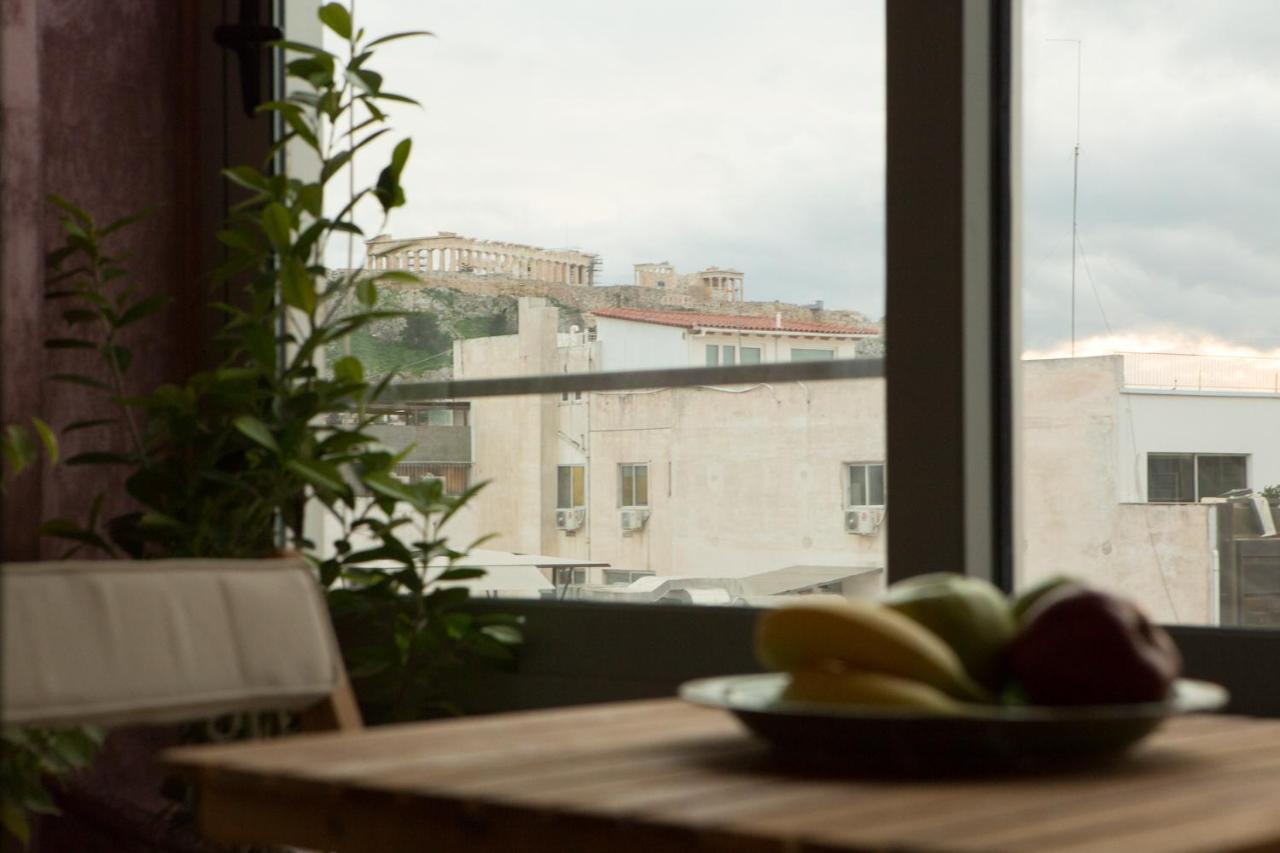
(2, 558, 342, 727)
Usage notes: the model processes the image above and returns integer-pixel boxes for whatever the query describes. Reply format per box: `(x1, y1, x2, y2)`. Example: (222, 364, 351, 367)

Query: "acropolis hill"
(362, 232, 878, 333)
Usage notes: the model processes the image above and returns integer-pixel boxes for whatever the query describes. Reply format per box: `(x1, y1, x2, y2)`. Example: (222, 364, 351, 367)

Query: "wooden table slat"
(165, 699, 1280, 853)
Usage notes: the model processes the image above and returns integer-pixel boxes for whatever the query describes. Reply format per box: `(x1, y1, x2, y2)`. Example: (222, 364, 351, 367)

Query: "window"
(603, 569, 655, 585)
(740, 346, 762, 365)
(557, 465, 586, 509)
(619, 463, 648, 508)
(846, 463, 886, 508)
(1148, 454, 1248, 503)
(721, 346, 736, 366)
(704, 345, 718, 367)
(790, 347, 835, 362)
(270, 0, 1280, 718)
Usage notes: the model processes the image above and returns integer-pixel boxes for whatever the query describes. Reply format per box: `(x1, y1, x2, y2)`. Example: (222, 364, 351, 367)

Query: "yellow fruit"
(755, 599, 989, 701)
(782, 669, 961, 715)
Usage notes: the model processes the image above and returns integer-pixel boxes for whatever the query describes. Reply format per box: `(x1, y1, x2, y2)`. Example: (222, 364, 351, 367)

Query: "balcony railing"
(1122, 352, 1280, 394)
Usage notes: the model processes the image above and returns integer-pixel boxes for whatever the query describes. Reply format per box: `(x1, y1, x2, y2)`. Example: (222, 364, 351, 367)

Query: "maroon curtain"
(1, 0, 205, 559)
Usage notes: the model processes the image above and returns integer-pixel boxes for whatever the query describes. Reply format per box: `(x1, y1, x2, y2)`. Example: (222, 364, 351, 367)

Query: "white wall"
(1021, 356, 1217, 623)
(1124, 390, 1280, 502)
(595, 317, 686, 371)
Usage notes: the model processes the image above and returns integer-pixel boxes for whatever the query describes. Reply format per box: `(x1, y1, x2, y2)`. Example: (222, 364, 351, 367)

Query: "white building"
(440, 298, 1280, 619)
(591, 307, 876, 371)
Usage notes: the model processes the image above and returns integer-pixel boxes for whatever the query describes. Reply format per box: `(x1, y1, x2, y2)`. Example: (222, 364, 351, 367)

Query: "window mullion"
(884, 0, 1016, 588)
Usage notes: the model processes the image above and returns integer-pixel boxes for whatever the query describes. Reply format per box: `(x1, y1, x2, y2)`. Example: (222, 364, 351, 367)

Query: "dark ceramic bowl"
(679, 673, 1228, 776)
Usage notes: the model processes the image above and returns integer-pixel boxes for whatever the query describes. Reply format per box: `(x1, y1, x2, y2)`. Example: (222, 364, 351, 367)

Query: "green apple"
(882, 573, 1016, 691)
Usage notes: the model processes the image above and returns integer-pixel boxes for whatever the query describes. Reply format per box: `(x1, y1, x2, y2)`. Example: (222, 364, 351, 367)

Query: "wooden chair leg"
(298, 673, 363, 732)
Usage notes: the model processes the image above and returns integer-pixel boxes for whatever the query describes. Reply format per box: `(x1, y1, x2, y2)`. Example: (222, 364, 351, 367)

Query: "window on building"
(740, 346, 762, 365)
(721, 346, 736, 365)
(603, 570, 656, 585)
(704, 345, 718, 366)
(557, 465, 586, 509)
(790, 347, 835, 362)
(846, 462, 886, 508)
(1147, 454, 1248, 503)
(619, 463, 649, 508)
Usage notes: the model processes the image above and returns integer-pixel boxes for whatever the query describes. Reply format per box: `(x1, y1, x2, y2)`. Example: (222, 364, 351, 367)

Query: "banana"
(755, 599, 990, 701)
(782, 669, 961, 715)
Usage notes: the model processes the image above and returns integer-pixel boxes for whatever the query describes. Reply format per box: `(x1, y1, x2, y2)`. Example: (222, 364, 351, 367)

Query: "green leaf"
(438, 567, 486, 581)
(31, 417, 58, 466)
(61, 308, 98, 325)
(280, 256, 316, 314)
(224, 165, 269, 192)
(481, 624, 523, 645)
(2, 800, 31, 847)
(362, 471, 419, 504)
(48, 193, 93, 225)
(100, 208, 151, 236)
(345, 68, 383, 96)
(44, 338, 95, 350)
(117, 294, 168, 327)
(261, 202, 292, 249)
(373, 270, 419, 284)
(374, 139, 412, 212)
(107, 344, 133, 373)
(287, 458, 347, 493)
(50, 373, 114, 392)
(356, 277, 377, 307)
(272, 39, 332, 57)
(65, 451, 132, 466)
(333, 356, 364, 384)
(233, 415, 280, 453)
(318, 2, 352, 39)
(216, 228, 259, 253)
(62, 418, 116, 434)
(40, 519, 111, 550)
(365, 30, 434, 49)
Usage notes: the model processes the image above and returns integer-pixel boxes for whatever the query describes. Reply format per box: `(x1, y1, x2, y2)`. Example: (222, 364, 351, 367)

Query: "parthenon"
(365, 232, 598, 286)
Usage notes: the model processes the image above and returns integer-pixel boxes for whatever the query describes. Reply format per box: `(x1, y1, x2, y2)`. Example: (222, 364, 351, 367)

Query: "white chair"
(1, 557, 361, 732)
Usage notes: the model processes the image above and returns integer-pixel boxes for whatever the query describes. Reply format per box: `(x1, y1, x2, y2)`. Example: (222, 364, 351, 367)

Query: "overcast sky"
(324, 1, 1280, 354)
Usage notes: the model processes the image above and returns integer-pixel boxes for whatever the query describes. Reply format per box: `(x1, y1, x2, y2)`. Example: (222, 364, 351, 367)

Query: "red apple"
(1008, 587, 1181, 706)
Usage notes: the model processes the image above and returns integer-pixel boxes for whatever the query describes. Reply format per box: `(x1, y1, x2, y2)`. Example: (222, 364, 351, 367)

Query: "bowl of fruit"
(679, 575, 1228, 774)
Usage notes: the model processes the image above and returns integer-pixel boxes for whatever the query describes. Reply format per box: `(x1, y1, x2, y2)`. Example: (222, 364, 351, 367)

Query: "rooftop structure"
(592, 306, 878, 336)
(591, 306, 878, 371)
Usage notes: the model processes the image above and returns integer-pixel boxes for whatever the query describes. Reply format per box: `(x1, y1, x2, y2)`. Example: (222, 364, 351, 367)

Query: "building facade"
(422, 298, 1280, 620)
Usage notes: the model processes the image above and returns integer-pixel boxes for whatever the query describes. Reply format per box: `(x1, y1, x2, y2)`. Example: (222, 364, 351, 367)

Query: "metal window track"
(379, 358, 885, 401)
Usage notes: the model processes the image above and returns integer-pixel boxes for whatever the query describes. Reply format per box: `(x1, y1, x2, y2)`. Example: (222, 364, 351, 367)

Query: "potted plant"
(2, 4, 517, 845)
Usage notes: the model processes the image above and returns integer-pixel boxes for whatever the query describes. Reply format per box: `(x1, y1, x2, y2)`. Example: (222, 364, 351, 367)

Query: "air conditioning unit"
(845, 508, 878, 536)
(620, 508, 650, 531)
(555, 508, 586, 532)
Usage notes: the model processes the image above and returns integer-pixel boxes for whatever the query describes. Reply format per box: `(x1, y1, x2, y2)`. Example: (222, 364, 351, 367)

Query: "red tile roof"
(591, 307, 878, 336)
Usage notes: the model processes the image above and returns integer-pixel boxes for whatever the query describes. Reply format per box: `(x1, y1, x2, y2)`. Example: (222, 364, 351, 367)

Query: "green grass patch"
(327, 328, 452, 379)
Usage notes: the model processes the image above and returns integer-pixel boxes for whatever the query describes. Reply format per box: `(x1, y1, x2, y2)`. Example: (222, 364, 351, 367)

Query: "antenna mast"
(1050, 38, 1082, 356)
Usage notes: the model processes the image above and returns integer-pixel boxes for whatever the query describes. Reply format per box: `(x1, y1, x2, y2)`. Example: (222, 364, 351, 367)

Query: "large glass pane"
(324, 1, 884, 380)
(1019, 2, 1280, 626)
(313, 1, 888, 607)
(318, 377, 885, 601)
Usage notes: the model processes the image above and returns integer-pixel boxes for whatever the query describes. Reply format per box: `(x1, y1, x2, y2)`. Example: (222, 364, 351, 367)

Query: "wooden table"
(165, 699, 1280, 853)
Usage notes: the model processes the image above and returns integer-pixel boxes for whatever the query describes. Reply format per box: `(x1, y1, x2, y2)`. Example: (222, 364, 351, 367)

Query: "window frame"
(267, 0, 1279, 717)
(556, 464, 586, 510)
(1147, 452, 1250, 503)
(845, 462, 887, 509)
(618, 463, 649, 509)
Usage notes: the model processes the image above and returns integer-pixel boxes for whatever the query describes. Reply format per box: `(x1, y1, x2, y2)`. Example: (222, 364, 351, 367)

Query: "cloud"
(322, 1, 1280, 354)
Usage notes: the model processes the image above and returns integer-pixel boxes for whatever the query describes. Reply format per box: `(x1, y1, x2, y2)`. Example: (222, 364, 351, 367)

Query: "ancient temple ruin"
(633, 262, 744, 303)
(365, 232, 598, 286)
